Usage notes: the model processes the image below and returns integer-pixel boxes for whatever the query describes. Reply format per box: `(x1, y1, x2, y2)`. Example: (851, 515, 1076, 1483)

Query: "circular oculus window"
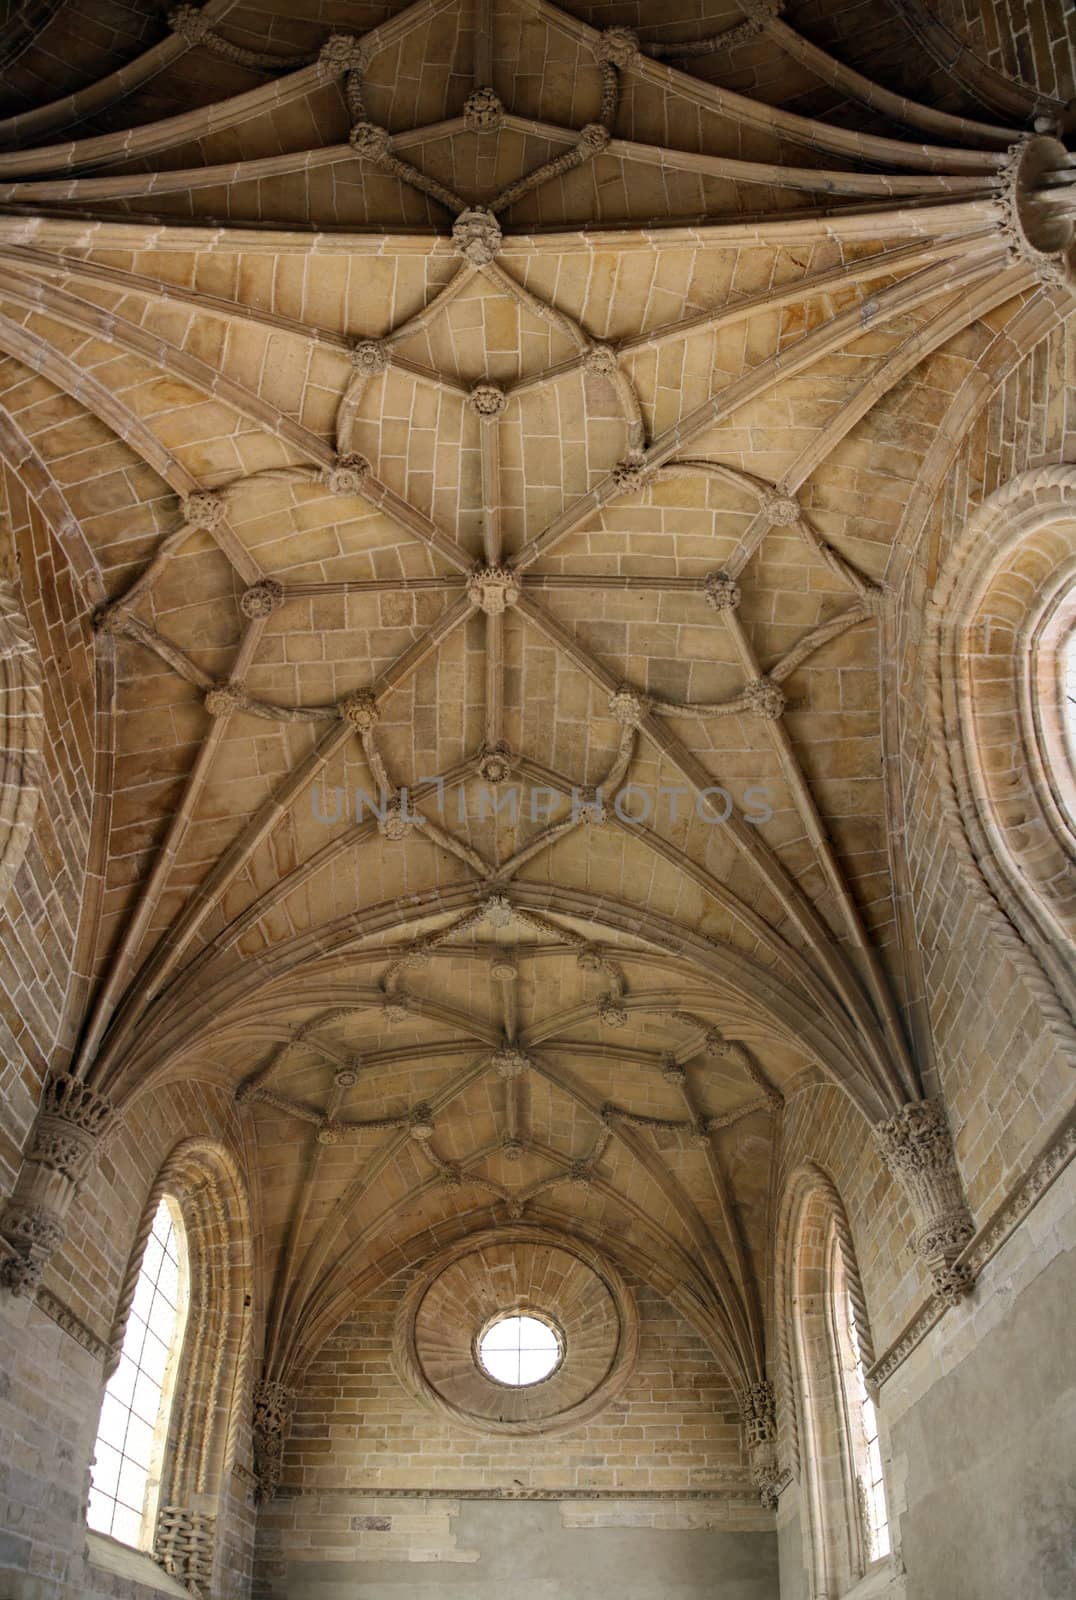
(477, 1311, 563, 1387)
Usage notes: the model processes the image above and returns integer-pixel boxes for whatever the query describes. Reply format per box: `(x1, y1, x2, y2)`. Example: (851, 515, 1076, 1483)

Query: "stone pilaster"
(0, 1073, 113, 1295)
(874, 1097, 975, 1304)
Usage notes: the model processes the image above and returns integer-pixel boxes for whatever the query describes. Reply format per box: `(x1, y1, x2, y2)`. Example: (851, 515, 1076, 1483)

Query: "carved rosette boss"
(874, 1097, 975, 1304)
(0, 1073, 113, 1295)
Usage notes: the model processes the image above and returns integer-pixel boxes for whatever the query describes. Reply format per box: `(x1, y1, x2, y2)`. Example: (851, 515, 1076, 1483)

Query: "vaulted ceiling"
(1, 0, 1072, 1394)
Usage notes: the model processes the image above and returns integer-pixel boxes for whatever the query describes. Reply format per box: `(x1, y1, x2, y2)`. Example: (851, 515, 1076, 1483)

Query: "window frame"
(88, 1194, 190, 1550)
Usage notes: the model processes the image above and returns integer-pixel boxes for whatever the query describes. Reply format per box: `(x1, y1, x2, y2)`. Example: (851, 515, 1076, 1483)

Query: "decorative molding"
(273, 1483, 756, 1501)
(34, 1286, 109, 1361)
(873, 1098, 974, 1303)
(867, 1107, 1076, 1391)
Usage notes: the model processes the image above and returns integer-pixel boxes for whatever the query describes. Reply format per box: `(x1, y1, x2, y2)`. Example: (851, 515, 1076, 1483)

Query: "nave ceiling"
(0, 0, 1073, 1394)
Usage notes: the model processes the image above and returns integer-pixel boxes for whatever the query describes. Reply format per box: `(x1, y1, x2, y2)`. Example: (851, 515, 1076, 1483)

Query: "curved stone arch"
(0, 573, 43, 906)
(103, 1135, 253, 1590)
(389, 1224, 641, 1437)
(102, 881, 895, 1120)
(289, 1203, 751, 1393)
(927, 465, 1076, 1035)
(773, 1160, 881, 1597)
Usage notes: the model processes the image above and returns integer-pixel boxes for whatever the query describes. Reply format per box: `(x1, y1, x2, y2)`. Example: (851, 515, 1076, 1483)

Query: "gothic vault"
(0, 3, 1073, 1598)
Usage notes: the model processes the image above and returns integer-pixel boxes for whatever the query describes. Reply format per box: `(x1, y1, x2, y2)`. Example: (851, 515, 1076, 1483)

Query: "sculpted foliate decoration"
(252, 1378, 297, 1500)
(874, 1099, 975, 1304)
(0, 1074, 113, 1295)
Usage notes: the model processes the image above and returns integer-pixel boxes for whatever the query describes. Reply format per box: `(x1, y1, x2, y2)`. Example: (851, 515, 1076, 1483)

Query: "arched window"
(832, 1244, 889, 1563)
(87, 1196, 189, 1548)
(777, 1163, 892, 1596)
(928, 466, 1076, 1014)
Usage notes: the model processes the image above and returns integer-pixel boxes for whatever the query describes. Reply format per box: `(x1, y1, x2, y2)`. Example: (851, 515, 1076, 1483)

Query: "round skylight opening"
(477, 1311, 563, 1387)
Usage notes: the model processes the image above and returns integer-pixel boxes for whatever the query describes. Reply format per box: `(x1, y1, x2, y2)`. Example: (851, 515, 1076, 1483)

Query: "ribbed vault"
(0, 0, 1073, 1419)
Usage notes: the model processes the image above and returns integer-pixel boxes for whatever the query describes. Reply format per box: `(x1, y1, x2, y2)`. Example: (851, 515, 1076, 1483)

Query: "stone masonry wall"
(0, 461, 97, 1199)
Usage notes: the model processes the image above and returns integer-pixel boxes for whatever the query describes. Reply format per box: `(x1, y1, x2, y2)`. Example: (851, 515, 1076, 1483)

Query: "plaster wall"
(255, 1497, 779, 1600)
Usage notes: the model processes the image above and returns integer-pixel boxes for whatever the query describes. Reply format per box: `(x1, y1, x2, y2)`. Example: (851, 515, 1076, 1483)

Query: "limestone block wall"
(253, 1273, 770, 1596)
(0, 1079, 257, 1600)
(0, 461, 96, 1196)
(893, 319, 1076, 1227)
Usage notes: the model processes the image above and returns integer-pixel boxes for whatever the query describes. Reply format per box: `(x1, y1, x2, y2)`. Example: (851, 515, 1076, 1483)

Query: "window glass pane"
(87, 1196, 188, 1550)
(478, 1314, 561, 1386)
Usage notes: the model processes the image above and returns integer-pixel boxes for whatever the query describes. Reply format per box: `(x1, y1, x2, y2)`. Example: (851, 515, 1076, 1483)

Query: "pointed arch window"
(87, 1196, 189, 1547)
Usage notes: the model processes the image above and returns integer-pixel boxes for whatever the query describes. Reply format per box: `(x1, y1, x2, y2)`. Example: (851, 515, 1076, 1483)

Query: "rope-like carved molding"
(772, 1161, 876, 1477)
(0, 576, 44, 905)
(925, 464, 1076, 1056)
(391, 1224, 640, 1437)
(866, 1104, 1076, 1393)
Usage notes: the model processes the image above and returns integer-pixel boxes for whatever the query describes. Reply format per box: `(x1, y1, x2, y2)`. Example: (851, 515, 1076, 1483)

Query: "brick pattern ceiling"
(0, 0, 1070, 1391)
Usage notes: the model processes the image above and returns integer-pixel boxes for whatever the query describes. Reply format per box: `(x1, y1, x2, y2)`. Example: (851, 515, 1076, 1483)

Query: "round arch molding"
(927, 466, 1076, 1029)
(391, 1223, 640, 1436)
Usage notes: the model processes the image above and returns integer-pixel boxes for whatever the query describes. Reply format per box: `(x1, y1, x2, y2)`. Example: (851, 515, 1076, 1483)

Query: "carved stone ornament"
(351, 338, 389, 375)
(468, 382, 508, 418)
(743, 676, 787, 720)
(874, 1098, 975, 1300)
(378, 793, 416, 841)
(578, 122, 611, 153)
(492, 1045, 530, 1079)
(321, 451, 371, 495)
(467, 564, 520, 614)
(382, 996, 411, 1023)
(477, 741, 514, 784)
(577, 946, 604, 973)
(155, 1505, 216, 1594)
(0, 1202, 65, 1293)
(607, 686, 649, 726)
(319, 33, 368, 74)
(452, 208, 503, 265)
(598, 994, 629, 1028)
(489, 949, 518, 980)
(334, 1064, 360, 1089)
(349, 120, 391, 160)
(464, 87, 504, 132)
(408, 1106, 436, 1141)
(595, 26, 639, 67)
(240, 578, 285, 619)
(203, 681, 249, 718)
(661, 1055, 686, 1086)
(340, 688, 380, 729)
(183, 489, 226, 528)
(582, 342, 617, 376)
(704, 1027, 731, 1056)
(764, 492, 801, 525)
(483, 893, 514, 928)
(739, 1378, 777, 1447)
(576, 786, 606, 825)
(997, 137, 1076, 295)
(168, 5, 211, 45)
(704, 570, 742, 612)
(252, 1379, 296, 1500)
(1, 1071, 114, 1289)
(502, 1138, 524, 1162)
(611, 453, 652, 494)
